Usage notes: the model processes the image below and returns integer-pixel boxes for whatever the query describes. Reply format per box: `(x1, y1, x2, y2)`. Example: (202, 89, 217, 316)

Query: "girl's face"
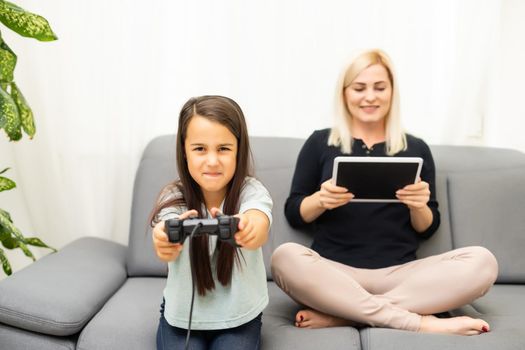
(344, 63, 393, 127)
(184, 115, 237, 203)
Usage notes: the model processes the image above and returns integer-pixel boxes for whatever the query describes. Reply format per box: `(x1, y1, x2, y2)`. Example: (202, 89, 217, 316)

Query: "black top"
(285, 129, 440, 269)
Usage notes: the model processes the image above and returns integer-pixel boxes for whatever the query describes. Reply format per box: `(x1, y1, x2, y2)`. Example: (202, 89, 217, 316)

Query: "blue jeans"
(156, 300, 262, 350)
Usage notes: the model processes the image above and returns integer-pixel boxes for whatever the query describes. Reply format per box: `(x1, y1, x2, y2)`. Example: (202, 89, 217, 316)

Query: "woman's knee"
(467, 246, 499, 289)
(270, 242, 313, 284)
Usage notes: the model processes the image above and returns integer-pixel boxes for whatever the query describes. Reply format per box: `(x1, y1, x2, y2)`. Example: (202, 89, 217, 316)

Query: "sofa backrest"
(127, 135, 525, 284)
(430, 145, 525, 283)
(127, 135, 177, 277)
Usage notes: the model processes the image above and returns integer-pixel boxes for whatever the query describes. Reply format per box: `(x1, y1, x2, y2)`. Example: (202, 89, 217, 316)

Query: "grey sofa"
(1, 135, 525, 350)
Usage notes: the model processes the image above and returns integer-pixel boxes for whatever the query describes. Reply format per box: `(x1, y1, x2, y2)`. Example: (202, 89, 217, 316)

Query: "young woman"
(150, 95, 272, 349)
(271, 49, 498, 336)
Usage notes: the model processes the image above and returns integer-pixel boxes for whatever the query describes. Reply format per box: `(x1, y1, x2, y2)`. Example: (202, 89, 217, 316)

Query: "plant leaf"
(1, 235, 17, 249)
(0, 208, 24, 241)
(9, 82, 34, 137)
(0, 207, 12, 222)
(0, 1, 57, 41)
(0, 175, 16, 191)
(0, 36, 17, 83)
(0, 247, 13, 275)
(0, 167, 9, 174)
(25, 237, 56, 252)
(17, 241, 34, 260)
(0, 84, 21, 140)
(0, 210, 56, 252)
(0, 224, 9, 240)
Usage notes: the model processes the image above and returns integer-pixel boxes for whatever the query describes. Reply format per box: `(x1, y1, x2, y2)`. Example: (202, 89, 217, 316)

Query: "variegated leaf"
(0, 209, 24, 241)
(0, 1, 57, 41)
(0, 247, 13, 275)
(17, 241, 34, 260)
(0, 175, 15, 191)
(0, 38, 17, 83)
(1, 235, 17, 249)
(0, 208, 12, 222)
(0, 83, 21, 140)
(0, 224, 9, 240)
(25, 237, 56, 252)
(9, 82, 34, 137)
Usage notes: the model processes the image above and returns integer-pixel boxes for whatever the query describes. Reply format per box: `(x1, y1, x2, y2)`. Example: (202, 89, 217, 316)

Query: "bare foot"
(419, 315, 490, 336)
(295, 309, 361, 329)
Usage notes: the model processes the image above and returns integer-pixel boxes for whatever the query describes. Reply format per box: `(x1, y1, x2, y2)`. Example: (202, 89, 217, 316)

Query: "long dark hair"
(149, 95, 253, 295)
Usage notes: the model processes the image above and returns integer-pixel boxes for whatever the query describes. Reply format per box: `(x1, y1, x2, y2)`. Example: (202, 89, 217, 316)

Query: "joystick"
(165, 214, 240, 247)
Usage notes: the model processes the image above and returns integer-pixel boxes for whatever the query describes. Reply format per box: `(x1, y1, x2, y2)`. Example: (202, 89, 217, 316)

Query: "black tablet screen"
(335, 161, 420, 200)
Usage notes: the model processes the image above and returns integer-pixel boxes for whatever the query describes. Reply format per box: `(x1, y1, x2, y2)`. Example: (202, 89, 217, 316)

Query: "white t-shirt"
(158, 176, 273, 330)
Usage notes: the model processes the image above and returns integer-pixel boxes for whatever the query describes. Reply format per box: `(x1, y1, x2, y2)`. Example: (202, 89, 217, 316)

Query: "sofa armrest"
(0, 237, 127, 336)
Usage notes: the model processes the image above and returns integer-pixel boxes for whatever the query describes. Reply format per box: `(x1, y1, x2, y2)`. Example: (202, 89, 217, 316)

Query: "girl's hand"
(210, 207, 269, 250)
(234, 213, 258, 249)
(152, 209, 198, 262)
(395, 179, 430, 210)
(318, 179, 354, 210)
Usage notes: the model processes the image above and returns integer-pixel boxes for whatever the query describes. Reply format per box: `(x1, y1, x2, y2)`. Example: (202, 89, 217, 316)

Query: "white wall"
(484, 0, 525, 150)
(1, 0, 524, 278)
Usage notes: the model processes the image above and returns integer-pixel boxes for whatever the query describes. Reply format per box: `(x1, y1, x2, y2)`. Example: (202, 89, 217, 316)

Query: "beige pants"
(270, 243, 498, 331)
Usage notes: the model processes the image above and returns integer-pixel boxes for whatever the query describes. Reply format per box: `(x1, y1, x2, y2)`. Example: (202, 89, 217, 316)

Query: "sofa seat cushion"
(360, 284, 525, 350)
(262, 282, 361, 350)
(0, 322, 77, 350)
(472, 284, 525, 317)
(77, 277, 165, 350)
(360, 315, 525, 350)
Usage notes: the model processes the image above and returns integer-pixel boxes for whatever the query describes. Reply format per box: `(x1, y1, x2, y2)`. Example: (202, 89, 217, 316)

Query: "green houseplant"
(0, 0, 57, 275)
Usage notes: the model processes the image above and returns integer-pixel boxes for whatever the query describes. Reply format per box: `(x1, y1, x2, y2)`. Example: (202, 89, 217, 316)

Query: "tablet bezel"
(331, 156, 423, 203)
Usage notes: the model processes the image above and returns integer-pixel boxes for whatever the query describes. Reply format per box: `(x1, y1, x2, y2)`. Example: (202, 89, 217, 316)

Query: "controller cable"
(185, 222, 202, 350)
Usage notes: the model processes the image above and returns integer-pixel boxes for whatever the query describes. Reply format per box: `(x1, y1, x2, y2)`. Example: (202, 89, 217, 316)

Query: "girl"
(150, 96, 272, 349)
(271, 49, 498, 336)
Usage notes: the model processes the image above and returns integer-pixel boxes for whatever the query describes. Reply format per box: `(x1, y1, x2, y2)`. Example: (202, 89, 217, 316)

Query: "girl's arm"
(234, 209, 270, 250)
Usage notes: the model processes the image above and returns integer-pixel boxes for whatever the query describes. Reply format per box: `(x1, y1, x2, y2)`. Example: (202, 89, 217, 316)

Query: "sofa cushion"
(431, 145, 525, 173)
(360, 315, 525, 350)
(0, 237, 127, 336)
(263, 282, 361, 350)
(472, 284, 525, 317)
(250, 137, 314, 280)
(0, 322, 77, 350)
(448, 167, 525, 283)
(416, 173, 453, 258)
(127, 135, 176, 277)
(77, 277, 165, 350)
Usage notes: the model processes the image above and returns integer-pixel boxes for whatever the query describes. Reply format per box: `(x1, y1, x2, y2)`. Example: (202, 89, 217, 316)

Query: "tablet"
(332, 156, 423, 202)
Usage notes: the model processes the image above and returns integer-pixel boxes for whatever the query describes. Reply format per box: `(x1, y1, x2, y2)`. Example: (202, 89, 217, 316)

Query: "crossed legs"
(270, 243, 498, 335)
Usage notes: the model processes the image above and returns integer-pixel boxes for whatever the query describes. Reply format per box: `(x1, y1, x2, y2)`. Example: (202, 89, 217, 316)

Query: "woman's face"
(344, 63, 393, 126)
(184, 115, 237, 202)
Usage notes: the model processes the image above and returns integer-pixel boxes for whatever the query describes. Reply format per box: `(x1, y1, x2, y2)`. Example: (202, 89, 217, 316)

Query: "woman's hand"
(317, 179, 354, 210)
(395, 179, 430, 210)
(396, 179, 433, 233)
(152, 209, 198, 262)
(299, 179, 354, 223)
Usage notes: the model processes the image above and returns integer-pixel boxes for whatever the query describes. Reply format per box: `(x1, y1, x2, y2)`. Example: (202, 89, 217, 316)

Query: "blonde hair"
(328, 49, 406, 155)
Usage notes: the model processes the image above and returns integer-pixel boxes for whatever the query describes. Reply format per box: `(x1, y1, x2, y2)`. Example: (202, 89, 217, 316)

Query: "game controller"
(165, 214, 240, 247)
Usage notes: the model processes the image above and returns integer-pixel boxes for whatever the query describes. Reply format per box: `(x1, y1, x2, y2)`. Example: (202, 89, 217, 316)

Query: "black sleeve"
(417, 140, 441, 239)
(284, 131, 324, 228)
